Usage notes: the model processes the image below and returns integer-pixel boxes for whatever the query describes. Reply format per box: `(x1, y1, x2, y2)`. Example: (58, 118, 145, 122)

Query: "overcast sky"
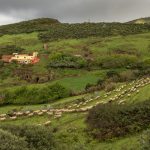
(0, 0, 150, 25)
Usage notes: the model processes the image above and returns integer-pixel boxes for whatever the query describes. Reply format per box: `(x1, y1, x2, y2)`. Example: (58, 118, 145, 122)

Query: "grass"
(0, 111, 143, 150)
(52, 71, 104, 92)
(0, 94, 85, 114)
(0, 32, 150, 59)
(129, 84, 150, 104)
(0, 69, 106, 93)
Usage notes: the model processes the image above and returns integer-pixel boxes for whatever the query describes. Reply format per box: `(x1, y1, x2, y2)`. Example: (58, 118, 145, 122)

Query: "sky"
(0, 0, 150, 25)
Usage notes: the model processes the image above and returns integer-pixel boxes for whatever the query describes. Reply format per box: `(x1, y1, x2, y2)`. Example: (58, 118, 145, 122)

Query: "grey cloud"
(0, 0, 150, 24)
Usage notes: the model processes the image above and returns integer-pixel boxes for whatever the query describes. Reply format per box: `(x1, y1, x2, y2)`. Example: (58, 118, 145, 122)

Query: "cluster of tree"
(0, 45, 24, 57)
(38, 23, 150, 42)
(0, 18, 60, 36)
(47, 52, 87, 69)
(0, 83, 71, 105)
(0, 125, 55, 150)
(0, 61, 20, 81)
(86, 100, 150, 140)
(140, 129, 150, 149)
(0, 124, 92, 150)
(94, 55, 138, 69)
(85, 70, 137, 93)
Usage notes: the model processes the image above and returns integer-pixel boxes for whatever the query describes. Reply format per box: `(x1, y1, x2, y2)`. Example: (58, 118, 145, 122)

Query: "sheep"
(104, 95, 108, 98)
(118, 100, 126, 104)
(44, 121, 51, 126)
(34, 110, 41, 114)
(0, 114, 7, 117)
(127, 94, 131, 97)
(95, 96, 100, 99)
(25, 111, 30, 115)
(54, 114, 62, 119)
(37, 124, 42, 126)
(28, 113, 34, 117)
(55, 112, 62, 115)
(10, 116, 17, 120)
(16, 112, 23, 116)
(0, 117, 6, 121)
(47, 112, 53, 115)
(42, 110, 47, 113)
(96, 102, 100, 105)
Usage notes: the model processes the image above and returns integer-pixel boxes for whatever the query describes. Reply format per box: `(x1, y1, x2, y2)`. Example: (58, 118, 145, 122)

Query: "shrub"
(110, 44, 141, 56)
(0, 60, 4, 67)
(0, 129, 28, 150)
(0, 45, 24, 56)
(140, 130, 150, 150)
(0, 18, 60, 36)
(0, 125, 55, 150)
(106, 70, 119, 78)
(47, 52, 87, 69)
(85, 83, 94, 91)
(95, 55, 138, 69)
(1, 83, 71, 105)
(87, 100, 150, 140)
(135, 59, 150, 70)
(104, 82, 116, 92)
(38, 23, 150, 42)
(119, 70, 136, 82)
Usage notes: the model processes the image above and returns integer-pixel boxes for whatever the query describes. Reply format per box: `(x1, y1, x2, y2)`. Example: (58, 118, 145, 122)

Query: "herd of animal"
(0, 76, 150, 126)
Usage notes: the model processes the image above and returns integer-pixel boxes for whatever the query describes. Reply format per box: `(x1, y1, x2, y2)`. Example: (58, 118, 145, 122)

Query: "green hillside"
(0, 18, 60, 36)
(128, 17, 150, 24)
(0, 18, 150, 150)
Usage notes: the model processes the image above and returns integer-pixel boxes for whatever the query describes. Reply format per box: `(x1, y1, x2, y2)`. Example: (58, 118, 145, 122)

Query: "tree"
(0, 129, 29, 150)
(140, 130, 150, 150)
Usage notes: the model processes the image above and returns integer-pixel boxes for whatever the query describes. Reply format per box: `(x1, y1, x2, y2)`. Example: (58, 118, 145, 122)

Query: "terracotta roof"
(1, 55, 12, 62)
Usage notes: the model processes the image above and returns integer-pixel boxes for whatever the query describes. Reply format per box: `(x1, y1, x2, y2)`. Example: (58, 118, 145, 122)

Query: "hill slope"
(0, 18, 60, 36)
(128, 17, 150, 24)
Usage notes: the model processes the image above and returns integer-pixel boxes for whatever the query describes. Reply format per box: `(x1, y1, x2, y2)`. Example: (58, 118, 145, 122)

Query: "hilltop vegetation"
(38, 23, 150, 42)
(0, 18, 60, 36)
(128, 17, 150, 24)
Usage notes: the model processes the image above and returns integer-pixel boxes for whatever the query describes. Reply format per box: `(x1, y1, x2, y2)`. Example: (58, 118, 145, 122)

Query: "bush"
(135, 59, 150, 70)
(38, 23, 150, 42)
(1, 83, 71, 105)
(95, 55, 138, 69)
(104, 82, 116, 92)
(140, 130, 150, 150)
(0, 60, 4, 67)
(106, 70, 120, 78)
(0, 129, 29, 150)
(0, 18, 60, 36)
(119, 70, 136, 82)
(47, 52, 87, 69)
(110, 44, 141, 56)
(0, 45, 24, 56)
(87, 100, 150, 141)
(0, 125, 55, 150)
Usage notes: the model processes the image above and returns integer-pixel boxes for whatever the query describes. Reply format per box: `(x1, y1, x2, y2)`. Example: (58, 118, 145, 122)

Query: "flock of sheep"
(0, 76, 150, 126)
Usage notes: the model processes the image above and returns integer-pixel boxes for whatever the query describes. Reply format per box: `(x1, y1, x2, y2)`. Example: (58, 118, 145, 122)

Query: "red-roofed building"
(1, 52, 40, 64)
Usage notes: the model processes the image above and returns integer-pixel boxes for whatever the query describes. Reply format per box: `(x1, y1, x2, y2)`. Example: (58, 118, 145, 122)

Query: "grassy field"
(0, 32, 150, 58)
(0, 111, 143, 150)
(0, 75, 150, 150)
